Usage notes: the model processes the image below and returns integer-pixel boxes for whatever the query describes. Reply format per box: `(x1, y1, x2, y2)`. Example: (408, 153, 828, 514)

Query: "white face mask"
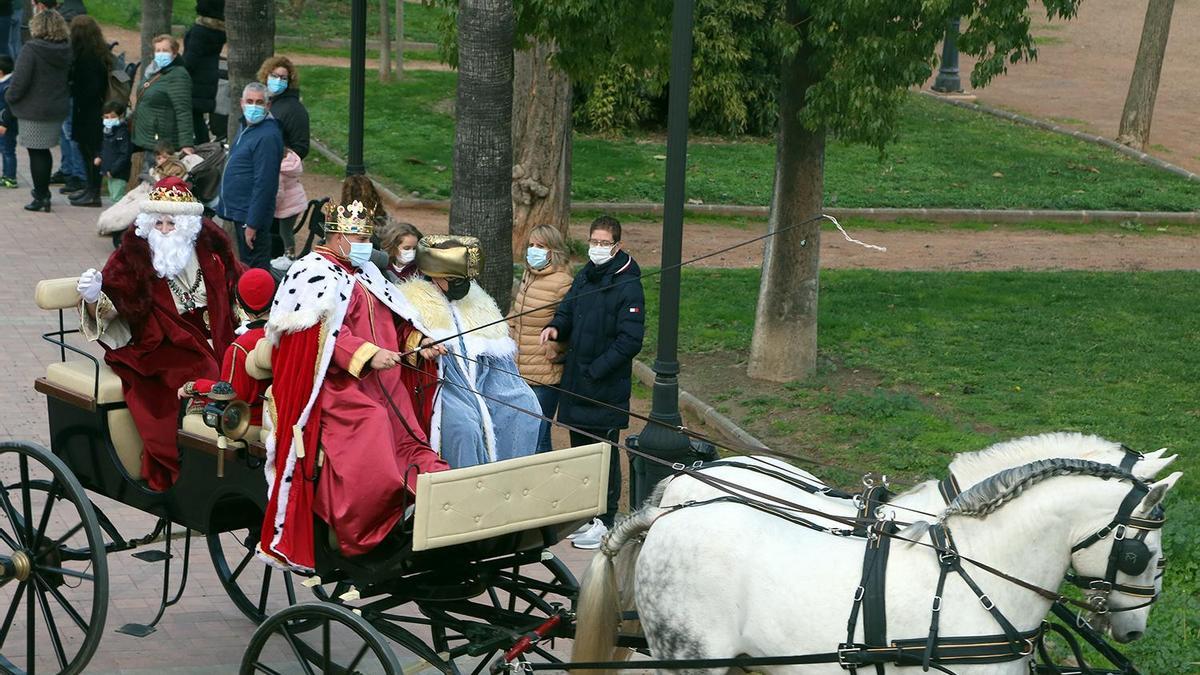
(588, 244, 615, 266)
(397, 249, 416, 265)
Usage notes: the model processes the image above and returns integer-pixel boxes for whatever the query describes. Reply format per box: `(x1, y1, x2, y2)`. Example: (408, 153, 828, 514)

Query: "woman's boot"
(23, 188, 50, 212)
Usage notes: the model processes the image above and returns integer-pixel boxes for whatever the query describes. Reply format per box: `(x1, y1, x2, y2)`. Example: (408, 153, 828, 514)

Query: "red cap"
(237, 269, 276, 314)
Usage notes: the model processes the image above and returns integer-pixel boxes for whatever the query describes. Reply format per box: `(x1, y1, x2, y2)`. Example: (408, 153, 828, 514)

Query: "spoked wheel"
(431, 553, 578, 675)
(240, 602, 402, 675)
(208, 525, 302, 625)
(0, 441, 108, 675)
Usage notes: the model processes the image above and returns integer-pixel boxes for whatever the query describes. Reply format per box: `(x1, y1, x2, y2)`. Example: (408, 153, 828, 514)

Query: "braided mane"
(940, 458, 1138, 523)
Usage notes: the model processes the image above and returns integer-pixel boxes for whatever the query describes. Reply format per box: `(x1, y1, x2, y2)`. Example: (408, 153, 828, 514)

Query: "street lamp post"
(630, 0, 696, 506)
(932, 18, 963, 94)
(347, 0, 368, 175)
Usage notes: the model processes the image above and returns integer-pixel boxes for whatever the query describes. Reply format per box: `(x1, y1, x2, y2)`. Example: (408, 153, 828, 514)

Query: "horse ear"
(1140, 448, 1167, 460)
(1137, 471, 1182, 515)
(1133, 454, 1178, 480)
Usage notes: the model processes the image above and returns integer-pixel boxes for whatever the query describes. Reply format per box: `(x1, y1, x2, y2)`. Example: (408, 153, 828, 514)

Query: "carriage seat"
(35, 278, 145, 479)
(180, 413, 263, 445)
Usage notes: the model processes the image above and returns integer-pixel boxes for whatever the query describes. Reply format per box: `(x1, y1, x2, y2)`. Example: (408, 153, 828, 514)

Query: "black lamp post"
(347, 0, 368, 176)
(932, 18, 963, 93)
(630, 0, 696, 506)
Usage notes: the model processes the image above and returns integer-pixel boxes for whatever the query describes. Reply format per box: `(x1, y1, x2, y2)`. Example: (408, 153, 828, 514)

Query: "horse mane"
(939, 458, 1137, 522)
(946, 432, 1123, 485)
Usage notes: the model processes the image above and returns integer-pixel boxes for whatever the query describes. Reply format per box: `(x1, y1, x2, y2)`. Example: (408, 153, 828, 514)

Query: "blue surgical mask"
(153, 51, 173, 69)
(348, 242, 373, 268)
(102, 117, 121, 130)
(242, 104, 267, 125)
(267, 76, 288, 95)
(526, 247, 549, 269)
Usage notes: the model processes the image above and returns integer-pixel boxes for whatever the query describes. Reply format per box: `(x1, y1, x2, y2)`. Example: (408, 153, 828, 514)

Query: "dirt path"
(927, 0, 1200, 172)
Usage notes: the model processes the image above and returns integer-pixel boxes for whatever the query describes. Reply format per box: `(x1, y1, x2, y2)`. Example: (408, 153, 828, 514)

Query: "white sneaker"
(566, 520, 594, 540)
(270, 255, 294, 272)
(571, 519, 608, 550)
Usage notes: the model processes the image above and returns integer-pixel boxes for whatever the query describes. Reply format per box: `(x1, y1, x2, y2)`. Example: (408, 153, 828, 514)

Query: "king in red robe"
(258, 200, 448, 572)
(78, 177, 242, 490)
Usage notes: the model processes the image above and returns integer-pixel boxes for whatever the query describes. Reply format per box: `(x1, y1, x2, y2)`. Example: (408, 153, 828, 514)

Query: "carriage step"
(131, 549, 172, 563)
(116, 622, 157, 637)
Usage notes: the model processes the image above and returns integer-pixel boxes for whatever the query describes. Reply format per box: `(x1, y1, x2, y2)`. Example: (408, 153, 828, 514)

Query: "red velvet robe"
(260, 249, 446, 570)
(101, 221, 242, 489)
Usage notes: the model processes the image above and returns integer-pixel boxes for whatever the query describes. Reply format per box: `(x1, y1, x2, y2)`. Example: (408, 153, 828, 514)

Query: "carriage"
(5, 277, 1165, 674)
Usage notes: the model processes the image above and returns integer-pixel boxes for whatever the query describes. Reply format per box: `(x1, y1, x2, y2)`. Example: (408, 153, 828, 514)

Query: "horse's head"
(1068, 471, 1181, 643)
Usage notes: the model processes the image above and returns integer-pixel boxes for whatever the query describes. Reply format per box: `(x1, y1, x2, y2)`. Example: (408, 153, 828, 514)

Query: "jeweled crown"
(322, 200, 374, 236)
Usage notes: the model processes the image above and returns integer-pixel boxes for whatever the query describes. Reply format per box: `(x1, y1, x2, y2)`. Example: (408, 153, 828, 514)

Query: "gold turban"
(417, 235, 484, 279)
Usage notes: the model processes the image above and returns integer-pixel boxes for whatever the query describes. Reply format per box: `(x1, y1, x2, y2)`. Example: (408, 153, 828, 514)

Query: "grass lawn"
(301, 66, 1200, 211)
(639, 268, 1198, 670)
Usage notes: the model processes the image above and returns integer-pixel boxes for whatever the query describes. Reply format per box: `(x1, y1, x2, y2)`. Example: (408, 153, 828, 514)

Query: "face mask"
(242, 104, 267, 125)
(267, 76, 288, 95)
(526, 247, 549, 269)
(397, 249, 416, 265)
(102, 118, 121, 130)
(153, 51, 173, 69)
(588, 244, 615, 266)
(445, 278, 471, 302)
(347, 242, 373, 268)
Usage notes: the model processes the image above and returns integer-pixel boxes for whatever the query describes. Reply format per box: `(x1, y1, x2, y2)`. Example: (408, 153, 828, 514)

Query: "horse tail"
(571, 499, 667, 673)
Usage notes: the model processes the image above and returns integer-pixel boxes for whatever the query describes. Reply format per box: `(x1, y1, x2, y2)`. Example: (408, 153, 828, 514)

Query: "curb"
(632, 361, 769, 453)
(311, 140, 1199, 225)
(919, 90, 1200, 184)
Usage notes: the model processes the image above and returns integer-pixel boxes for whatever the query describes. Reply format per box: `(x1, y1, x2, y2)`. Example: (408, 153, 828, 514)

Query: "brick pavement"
(0, 160, 642, 673)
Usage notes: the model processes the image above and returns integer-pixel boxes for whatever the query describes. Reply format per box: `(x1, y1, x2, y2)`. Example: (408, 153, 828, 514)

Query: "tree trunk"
(747, 0, 824, 383)
(451, 0, 515, 309)
(379, 0, 392, 82)
(395, 0, 405, 79)
(140, 0, 174, 68)
(1117, 0, 1175, 150)
(511, 40, 572, 255)
(225, 0, 276, 141)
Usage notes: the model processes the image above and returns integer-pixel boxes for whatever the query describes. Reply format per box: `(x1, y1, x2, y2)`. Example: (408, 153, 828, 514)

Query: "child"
(98, 101, 131, 201)
(0, 55, 17, 189)
(270, 147, 307, 271)
(178, 268, 276, 426)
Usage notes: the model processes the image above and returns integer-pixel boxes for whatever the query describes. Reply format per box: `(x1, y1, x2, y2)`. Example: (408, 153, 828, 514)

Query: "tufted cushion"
(107, 409, 144, 479)
(411, 442, 610, 551)
(35, 278, 82, 310)
(45, 361, 125, 405)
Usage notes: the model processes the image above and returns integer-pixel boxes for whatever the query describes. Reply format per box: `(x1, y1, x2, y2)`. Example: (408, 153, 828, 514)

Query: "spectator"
(28, 2, 85, 195)
(0, 54, 16, 187)
(183, 0, 225, 145)
(99, 101, 131, 201)
(131, 34, 194, 164)
(510, 224, 573, 454)
(269, 147, 306, 269)
(257, 56, 309, 159)
(0, 1, 12, 59)
(4, 8, 70, 212)
(65, 15, 108, 207)
(217, 81, 283, 270)
(380, 221, 422, 282)
(51, 0, 86, 22)
(541, 215, 645, 549)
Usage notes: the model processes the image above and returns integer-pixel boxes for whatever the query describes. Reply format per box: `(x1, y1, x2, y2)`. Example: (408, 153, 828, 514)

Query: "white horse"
(573, 458, 1182, 674)
(651, 432, 1176, 642)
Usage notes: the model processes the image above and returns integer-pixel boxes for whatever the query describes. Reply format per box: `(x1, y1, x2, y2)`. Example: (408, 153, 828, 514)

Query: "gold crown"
(149, 184, 197, 202)
(142, 180, 204, 215)
(322, 200, 374, 236)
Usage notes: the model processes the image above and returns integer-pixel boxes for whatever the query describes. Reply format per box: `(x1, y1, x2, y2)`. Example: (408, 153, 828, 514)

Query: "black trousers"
(568, 427, 621, 527)
(27, 148, 51, 199)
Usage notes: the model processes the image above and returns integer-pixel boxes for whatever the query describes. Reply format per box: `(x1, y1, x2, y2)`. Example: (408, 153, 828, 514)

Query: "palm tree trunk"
(747, 0, 823, 382)
(1116, 0, 1175, 150)
(512, 40, 572, 253)
(395, 0, 405, 79)
(140, 0, 174, 68)
(451, 0, 515, 309)
(224, 0, 276, 141)
(379, 0, 392, 82)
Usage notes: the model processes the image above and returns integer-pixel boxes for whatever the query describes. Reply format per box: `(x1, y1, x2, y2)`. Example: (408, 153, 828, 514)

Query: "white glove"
(77, 269, 103, 304)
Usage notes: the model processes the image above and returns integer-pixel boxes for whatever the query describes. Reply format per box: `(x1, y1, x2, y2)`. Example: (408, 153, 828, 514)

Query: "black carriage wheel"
(208, 525, 302, 625)
(0, 441, 108, 675)
(240, 603, 402, 675)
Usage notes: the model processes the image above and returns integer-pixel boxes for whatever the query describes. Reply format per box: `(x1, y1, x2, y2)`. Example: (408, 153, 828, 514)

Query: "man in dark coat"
(76, 177, 243, 490)
(541, 215, 645, 548)
(218, 81, 282, 269)
(183, 0, 224, 144)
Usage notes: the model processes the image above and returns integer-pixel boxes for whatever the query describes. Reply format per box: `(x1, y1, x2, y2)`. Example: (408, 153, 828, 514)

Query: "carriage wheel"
(240, 603, 402, 675)
(0, 441, 108, 675)
(207, 525, 303, 625)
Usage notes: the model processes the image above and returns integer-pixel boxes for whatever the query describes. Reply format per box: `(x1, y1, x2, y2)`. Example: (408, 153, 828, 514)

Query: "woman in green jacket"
(131, 34, 194, 161)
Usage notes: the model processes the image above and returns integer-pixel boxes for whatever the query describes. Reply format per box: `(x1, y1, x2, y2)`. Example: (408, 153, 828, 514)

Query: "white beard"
(135, 213, 202, 278)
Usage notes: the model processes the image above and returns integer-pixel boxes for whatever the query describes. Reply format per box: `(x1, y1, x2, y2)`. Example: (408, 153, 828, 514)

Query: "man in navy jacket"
(541, 215, 645, 549)
(218, 82, 282, 269)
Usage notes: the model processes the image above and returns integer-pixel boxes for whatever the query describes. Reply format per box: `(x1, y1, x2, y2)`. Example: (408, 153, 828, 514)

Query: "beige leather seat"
(44, 361, 125, 405)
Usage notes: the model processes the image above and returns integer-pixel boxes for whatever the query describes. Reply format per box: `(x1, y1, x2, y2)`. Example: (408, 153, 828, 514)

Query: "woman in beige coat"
(510, 224, 574, 453)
